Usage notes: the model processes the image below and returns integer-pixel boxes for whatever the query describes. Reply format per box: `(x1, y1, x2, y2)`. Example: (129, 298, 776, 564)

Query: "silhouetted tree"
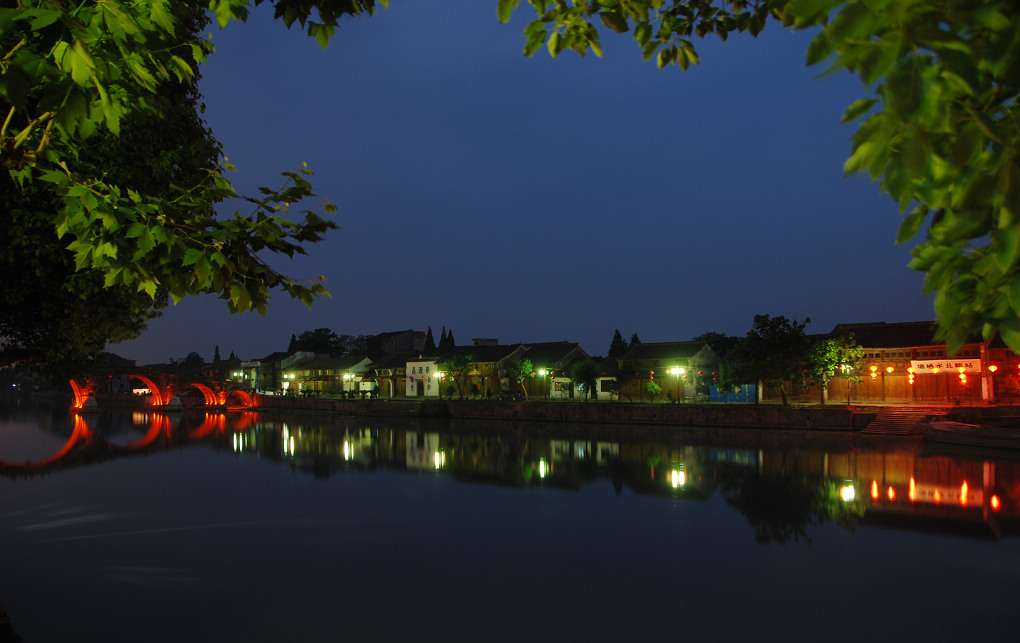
(424, 327, 436, 352)
(629, 333, 641, 348)
(292, 328, 342, 357)
(339, 334, 369, 356)
(571, 359, 601, 401)
(725, 315, 811, 405)
(691, 332, 741, 360)
(440, 328, 456, 352)
(608, 329, 628, 359)
(213, 345, 221, 362)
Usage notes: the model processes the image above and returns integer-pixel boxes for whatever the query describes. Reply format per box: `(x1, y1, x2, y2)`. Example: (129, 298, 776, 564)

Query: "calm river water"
(1, 393, 1018, 642)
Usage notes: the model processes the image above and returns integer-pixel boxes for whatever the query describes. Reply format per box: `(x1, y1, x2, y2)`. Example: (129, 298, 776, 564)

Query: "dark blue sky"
(113, 2, 933, 364)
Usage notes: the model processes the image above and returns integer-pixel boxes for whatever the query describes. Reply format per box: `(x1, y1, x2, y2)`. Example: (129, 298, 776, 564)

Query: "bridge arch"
(0, 414, 93, 470)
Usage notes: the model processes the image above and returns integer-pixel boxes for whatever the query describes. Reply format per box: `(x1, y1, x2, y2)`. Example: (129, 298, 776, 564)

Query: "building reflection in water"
(2, 409, 1017, 543)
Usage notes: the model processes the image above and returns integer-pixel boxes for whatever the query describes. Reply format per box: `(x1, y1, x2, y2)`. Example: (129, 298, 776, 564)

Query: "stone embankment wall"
(253, 395, 864, 430)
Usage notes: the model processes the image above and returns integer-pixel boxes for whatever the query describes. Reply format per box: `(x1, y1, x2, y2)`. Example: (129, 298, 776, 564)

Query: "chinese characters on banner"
(406, 362, 436, 396)
(909, 359, 982, 374)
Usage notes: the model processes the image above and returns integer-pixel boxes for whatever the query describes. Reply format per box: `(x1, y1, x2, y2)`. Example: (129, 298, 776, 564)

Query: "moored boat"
(919, 419, 1020, 450)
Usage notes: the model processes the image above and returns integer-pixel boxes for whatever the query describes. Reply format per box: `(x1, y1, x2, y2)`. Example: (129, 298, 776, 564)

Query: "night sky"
(112, 2, 934, 364)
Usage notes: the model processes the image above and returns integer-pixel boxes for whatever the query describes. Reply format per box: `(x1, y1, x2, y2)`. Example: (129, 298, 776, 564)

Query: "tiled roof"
(521, 341, 588, 367)
(297, 355, 370, 371)
(437, 344, 522, 363)
(368, 351, 418, 370)
(828, 321, 941, 348)
(619, 341, 711, 361)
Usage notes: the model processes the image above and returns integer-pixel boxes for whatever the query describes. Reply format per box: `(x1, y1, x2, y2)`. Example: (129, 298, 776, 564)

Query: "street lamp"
(667, 367, 685, 403)
(434, 371, 444, 399)
(538, 369, 547, 399)
(840, 363, 852, 405)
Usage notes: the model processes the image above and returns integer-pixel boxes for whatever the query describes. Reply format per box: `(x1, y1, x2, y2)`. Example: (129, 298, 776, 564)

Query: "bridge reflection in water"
(4, 410, 1017, 543)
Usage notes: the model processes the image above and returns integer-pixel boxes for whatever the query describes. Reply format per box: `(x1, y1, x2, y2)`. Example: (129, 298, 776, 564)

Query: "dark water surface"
(1, 394, 1018, 642)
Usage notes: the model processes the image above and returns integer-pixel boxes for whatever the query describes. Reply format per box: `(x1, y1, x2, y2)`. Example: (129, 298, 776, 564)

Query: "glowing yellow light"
(538, 458, 548, 478)
(886, 366, 894, 373)
(871, 480, 879, 500)
(434, 451, 445, 469)
(960, 481, 969, 506)
(538, 369, 546, 376)
(887, 486, 896, 501)
(909, 477, 916, 502)
(991, 495, 1001, 511)
(933, 367, 939, 374)
(343, 441, 351, 461)
(933, 489, 942, 503)
(907, 367, 914, 373)
(841, 484, 855, 502)
(870, 365, 877, 372)
(989, 365, 998, 373)
(670, 469, 685, 488)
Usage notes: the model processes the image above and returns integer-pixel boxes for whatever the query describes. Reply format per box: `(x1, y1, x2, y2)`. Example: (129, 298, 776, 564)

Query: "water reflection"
(2, 407, 1016, 545)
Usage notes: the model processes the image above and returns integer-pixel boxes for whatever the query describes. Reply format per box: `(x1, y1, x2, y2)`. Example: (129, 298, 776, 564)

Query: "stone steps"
(862, 407, 950, 435)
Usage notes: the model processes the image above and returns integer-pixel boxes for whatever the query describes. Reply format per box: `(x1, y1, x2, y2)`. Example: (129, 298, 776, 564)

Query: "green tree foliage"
(500, 0, 1020, 354)
(439, 353, 470, 399)
(570, 358, 601, 400)
(504, 357, 533, 398)
(644, 379, 662, 401)
(725, 314, 811, 405)
(0, 0, 221, 375)
(607, 328, 629, 358)
(807, 333, 865, 405)
(1, 1, 385, 366)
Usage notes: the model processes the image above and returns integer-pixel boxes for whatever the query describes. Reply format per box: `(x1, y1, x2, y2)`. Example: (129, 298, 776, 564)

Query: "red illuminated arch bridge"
(69, 369, 255, 411)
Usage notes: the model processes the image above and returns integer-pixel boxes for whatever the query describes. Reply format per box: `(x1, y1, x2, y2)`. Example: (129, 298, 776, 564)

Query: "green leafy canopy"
(1, 1, 389, 338)
(498, 1, 1020, 355)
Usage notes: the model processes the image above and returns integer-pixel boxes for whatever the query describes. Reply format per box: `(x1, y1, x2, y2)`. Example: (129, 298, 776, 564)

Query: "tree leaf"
(896, 206, 926, 244)
(840, 98, 877, 123)
(497, 0, 520, 24)
(600, 11, 629, 34)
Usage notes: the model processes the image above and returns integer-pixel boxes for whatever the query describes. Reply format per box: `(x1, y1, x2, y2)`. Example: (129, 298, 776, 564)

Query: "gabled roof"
(256, 351, 290, 364)
(454, 344, 523, 364)
(520, 341, 589, 368)
(296, 355, 371, 371)
(619, 341, 713, 362)
(828, 321, 941, 348)
(368, 351, 418, 370)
